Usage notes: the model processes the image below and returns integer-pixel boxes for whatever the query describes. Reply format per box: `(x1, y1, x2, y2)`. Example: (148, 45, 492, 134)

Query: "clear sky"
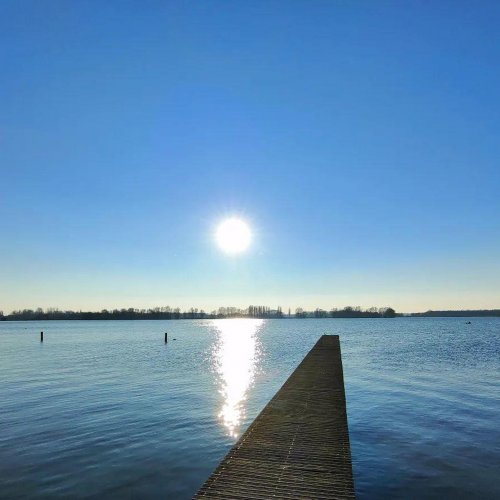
(1, 1, 499, 314)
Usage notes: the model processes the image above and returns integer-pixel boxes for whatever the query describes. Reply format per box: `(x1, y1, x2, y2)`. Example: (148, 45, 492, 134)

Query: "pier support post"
(40, 331, 43, 342)
(164, 332, 168, 343)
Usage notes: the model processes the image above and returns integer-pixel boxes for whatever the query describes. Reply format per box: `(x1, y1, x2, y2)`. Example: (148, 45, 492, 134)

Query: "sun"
(216, 218, 252, 254)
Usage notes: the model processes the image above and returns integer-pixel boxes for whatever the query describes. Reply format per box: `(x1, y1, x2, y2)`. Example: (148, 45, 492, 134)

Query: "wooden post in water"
(40, 331, 43, 342)
(164, 332, 168, 343)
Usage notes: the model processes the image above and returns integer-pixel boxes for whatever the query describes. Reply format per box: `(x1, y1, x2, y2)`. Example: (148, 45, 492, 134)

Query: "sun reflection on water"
(212, 318, 263, 438)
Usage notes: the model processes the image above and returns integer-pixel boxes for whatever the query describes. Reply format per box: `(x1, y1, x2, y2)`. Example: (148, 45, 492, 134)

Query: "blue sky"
(1, 1, 499, 313)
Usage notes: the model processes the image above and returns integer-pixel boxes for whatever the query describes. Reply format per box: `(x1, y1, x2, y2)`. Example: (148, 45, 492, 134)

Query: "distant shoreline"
(1, 308, 499, 322)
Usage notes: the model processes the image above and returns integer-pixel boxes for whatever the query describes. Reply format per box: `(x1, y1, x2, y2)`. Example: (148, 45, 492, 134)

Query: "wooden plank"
(195, 335, 355, 499)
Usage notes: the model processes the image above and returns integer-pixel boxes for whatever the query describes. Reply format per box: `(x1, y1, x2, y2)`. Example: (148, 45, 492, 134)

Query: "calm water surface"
(1, 318, 499, 498)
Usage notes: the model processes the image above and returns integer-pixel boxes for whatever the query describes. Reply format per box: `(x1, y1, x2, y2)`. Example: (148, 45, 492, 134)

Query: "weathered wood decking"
(195, 335, 355, 499)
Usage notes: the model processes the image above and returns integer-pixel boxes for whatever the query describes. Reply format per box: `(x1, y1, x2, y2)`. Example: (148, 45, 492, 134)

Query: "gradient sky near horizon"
(1, 1, 499, 314)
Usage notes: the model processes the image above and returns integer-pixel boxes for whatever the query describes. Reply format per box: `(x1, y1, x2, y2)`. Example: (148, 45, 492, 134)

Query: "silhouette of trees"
(295, 308, 306, 318)
(4, 305, 500, 321)
(314, 308, 328, 318)
(248, 306, 273, 318)
(410, 309, 500, 317)
(2, 304, 403, 321)
(383, 307, 396, 318)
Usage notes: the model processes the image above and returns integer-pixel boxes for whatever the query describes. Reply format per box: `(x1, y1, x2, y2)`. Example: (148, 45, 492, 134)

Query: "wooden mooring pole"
(40, 331, 43, 342)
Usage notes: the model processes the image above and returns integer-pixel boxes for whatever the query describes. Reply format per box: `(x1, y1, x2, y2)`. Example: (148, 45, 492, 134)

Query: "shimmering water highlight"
(0, 318, 498, 498)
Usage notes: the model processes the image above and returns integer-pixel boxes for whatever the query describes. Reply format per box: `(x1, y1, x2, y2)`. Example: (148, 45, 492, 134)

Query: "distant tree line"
(3, 307, 207, 321)
(0, 305, 396, 321)
(295, 306, 396, 318)
(2, 307, 498, 321)
(409, 309, 500, 317)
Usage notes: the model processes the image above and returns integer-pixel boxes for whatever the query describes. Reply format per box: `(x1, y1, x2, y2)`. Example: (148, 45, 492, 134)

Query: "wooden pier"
(195, 335, 355, 499)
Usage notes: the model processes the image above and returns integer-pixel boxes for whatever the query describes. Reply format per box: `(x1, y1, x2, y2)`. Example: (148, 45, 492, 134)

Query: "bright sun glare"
(216, 217, 252, 254)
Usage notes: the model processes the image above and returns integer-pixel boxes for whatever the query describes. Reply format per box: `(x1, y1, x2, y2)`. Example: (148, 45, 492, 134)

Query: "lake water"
(1, 318, 499, 499)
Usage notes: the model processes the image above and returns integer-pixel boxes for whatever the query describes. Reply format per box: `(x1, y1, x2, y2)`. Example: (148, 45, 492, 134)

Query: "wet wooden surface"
(195, 335, 355, 499)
